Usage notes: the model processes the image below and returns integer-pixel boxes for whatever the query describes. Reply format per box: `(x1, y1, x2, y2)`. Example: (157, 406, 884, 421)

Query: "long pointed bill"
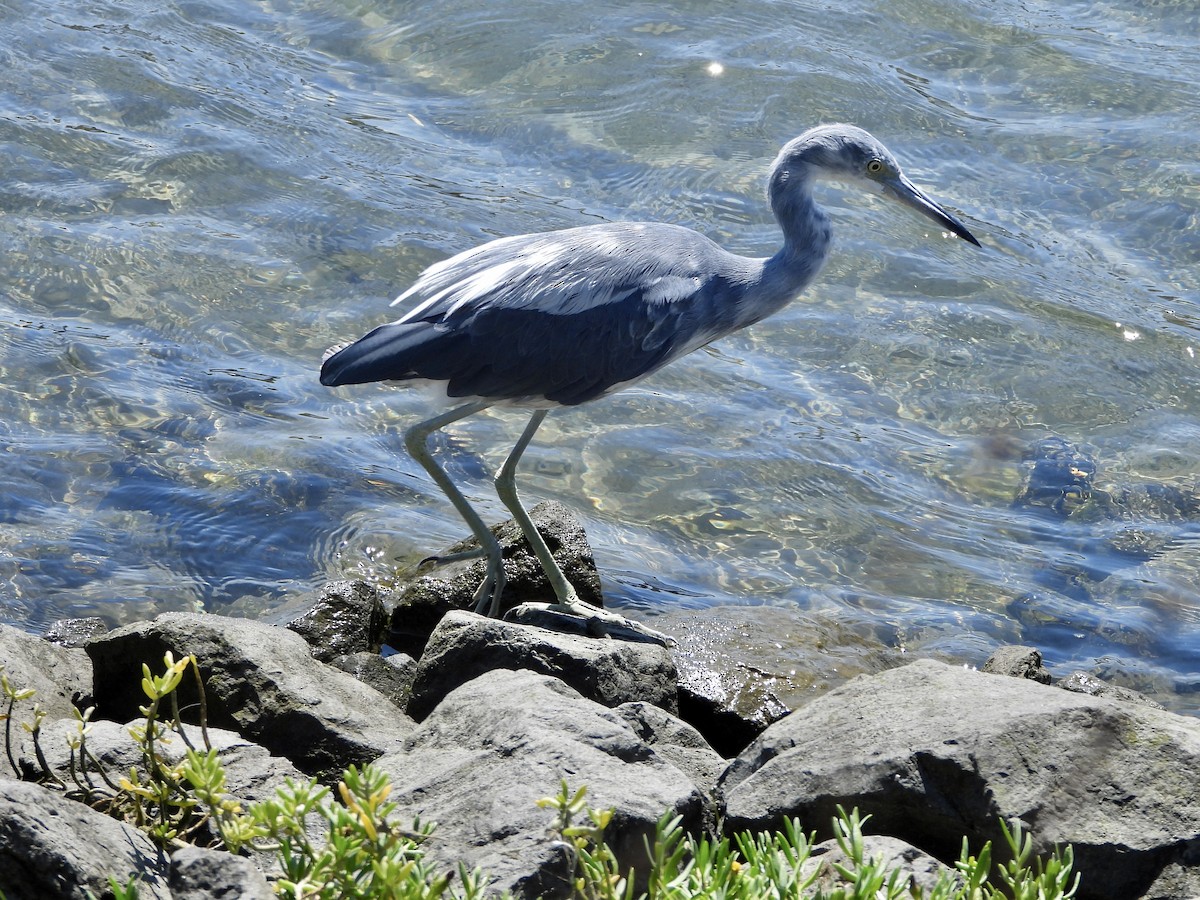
(886, 173, 980, 247)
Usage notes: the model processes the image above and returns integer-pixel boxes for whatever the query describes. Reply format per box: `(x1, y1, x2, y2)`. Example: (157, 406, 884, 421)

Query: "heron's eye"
(866, 158, 884, 175)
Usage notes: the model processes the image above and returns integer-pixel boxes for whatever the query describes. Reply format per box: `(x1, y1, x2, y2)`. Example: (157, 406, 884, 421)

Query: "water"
(2, 0, 1198, 711)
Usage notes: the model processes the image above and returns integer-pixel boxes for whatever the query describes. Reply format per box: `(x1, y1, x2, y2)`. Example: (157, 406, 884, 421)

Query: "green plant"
(3, 658, 1081, 900)
(250, 763, 489, 899)
(539, 780, 1080, 900)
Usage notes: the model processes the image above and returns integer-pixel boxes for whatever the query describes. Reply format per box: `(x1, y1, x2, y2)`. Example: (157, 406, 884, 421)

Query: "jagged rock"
(285, 579, 387, 663)
(0, 778, 171, 899)
(332, 650, 416, 709)
(169, 844, 273, 899)
(721, 658, 1200, 900)
(0, 624, 92, 779)
(376, 669, 711, 898)
(43, 617, 109, 648)
(1057, 670, 1165, 709)
(406, 610, 678, 720)
(388, 500, 604, 656)
(86, 612, 416, 780)
(982, 645, 1052, 684)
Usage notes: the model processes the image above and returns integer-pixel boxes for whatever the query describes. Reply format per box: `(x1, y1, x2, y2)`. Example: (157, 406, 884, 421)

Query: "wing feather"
(322, 222, 759, 404)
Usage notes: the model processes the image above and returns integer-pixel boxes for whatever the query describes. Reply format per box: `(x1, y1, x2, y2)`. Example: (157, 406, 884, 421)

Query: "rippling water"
(2, 0, 1198, 711)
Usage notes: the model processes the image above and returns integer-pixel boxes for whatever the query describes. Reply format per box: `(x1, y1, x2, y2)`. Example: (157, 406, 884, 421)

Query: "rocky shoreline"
(2, 504, 1199, 899)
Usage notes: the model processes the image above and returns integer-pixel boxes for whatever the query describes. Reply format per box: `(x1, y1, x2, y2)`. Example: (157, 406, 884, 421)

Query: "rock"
(0, 624, 92, 779)
(614, 701, 724, 806)
(35, 718, 304, 809)
(169, 844, 274, 900)
(86, 613, 415, 780)
(1057, 670, 1165, 709)
(982, 645, 1052, 684)
(43, 617, 109, 647)
(676, 663, 789, 759)
(388, 500, 604, 656)
(721, 658, 1200, 900)
(662, 604, 890, 757)
(0, 778, 171, 899)
(376, 669, 711, 899)
(332, 650, 417, 709)
(406, 610, 678, 720)
(802, 834, 956, 895)
(285, 579, 387, 663)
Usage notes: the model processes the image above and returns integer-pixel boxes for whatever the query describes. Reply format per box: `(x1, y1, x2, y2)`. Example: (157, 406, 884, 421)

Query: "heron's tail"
(320, 322, 455, 386)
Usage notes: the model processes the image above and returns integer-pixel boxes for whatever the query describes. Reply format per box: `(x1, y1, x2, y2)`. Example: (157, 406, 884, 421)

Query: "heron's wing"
(395, 223, 721, 321)
(321, 223, 753, 403)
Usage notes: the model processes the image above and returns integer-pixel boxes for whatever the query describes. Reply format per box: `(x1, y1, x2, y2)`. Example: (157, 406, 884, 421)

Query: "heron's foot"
(506, 600, 674, 647)
(418, 547, 488, 569)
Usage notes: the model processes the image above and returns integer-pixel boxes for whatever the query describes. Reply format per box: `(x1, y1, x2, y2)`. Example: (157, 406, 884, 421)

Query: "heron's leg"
(493, 410, 587, 610)
(495, 410, 672, 646)
(403, 401, 504, 616)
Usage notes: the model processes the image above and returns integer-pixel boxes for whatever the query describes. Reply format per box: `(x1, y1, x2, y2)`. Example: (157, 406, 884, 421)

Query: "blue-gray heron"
(321, 124, 979, 640)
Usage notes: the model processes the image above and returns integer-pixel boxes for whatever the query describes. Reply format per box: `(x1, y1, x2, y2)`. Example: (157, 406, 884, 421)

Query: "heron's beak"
(885, 173, 980, 247)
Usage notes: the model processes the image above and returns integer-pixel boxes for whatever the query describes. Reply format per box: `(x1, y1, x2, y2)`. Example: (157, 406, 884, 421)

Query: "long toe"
(508, 601, 673, 646)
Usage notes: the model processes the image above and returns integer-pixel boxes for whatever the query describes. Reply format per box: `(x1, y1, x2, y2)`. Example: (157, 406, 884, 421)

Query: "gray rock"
(43, 616, 109, 648)
(388, 500, 604, 655)
(407, 610, 678, 720)
(0, 777, 171, 899)
(802, 834, 956, 895)
(332, 650, 416, 709)
(721, 658, 1200, 900)
(0, 624, 92, 779)
(169, 844, 274, 900)
(1057, 670, 1166, 709)
(36, 717, 303, 809)
(286, 579, 387, 663)
(982, 645, 1052, 684)
(615, 701, 725, 806)
(377, 669, 711, 899)
(86, 612, 415, 780)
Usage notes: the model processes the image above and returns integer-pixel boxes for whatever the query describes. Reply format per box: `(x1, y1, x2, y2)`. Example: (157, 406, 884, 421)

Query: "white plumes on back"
(386, 223, 742, 325)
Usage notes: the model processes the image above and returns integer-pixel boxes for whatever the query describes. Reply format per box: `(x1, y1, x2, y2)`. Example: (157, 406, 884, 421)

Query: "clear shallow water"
(2, 0, 1198, 710)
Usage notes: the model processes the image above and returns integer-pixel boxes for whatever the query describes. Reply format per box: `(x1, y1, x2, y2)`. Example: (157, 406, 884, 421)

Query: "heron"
(321, 123, 979, 641)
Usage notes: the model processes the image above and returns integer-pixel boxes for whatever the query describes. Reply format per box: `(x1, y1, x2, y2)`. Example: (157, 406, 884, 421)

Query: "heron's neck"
(759, 171, 832, 303)
(771, 169, 832, 260)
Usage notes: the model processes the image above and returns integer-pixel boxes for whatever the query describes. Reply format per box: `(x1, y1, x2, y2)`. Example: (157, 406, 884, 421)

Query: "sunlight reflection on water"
(1, 0, 1198, 711)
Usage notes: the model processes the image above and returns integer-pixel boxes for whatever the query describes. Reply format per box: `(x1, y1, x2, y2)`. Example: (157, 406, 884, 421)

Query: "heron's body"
(321, 124, 978, 640)
(320, 221, 824, 407)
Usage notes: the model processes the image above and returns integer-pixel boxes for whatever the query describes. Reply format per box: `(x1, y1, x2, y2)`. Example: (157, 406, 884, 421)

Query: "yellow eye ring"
(866, 158, 884, 174)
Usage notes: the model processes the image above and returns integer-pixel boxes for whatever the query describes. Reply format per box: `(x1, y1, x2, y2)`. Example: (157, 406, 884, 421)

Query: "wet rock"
(1057, 670, 1166, 709)
(285, 579, 387, 663)
(388, 500, 603, 656)
(721, 658, 1200, 900)
(169, 844, 273, 900)
(0, 778, 171, 899)
(377, 669, 711, 899)
(676, 662, 790, 759)
(43, 616, 109, 647)
(982, 645, 1052, 684)
(406, 610, 677, 721)
(86, 612, 415, 780)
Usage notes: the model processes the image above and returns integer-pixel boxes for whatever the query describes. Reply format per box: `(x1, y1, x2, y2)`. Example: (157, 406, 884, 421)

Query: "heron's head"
(770, 124, 980, 246)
